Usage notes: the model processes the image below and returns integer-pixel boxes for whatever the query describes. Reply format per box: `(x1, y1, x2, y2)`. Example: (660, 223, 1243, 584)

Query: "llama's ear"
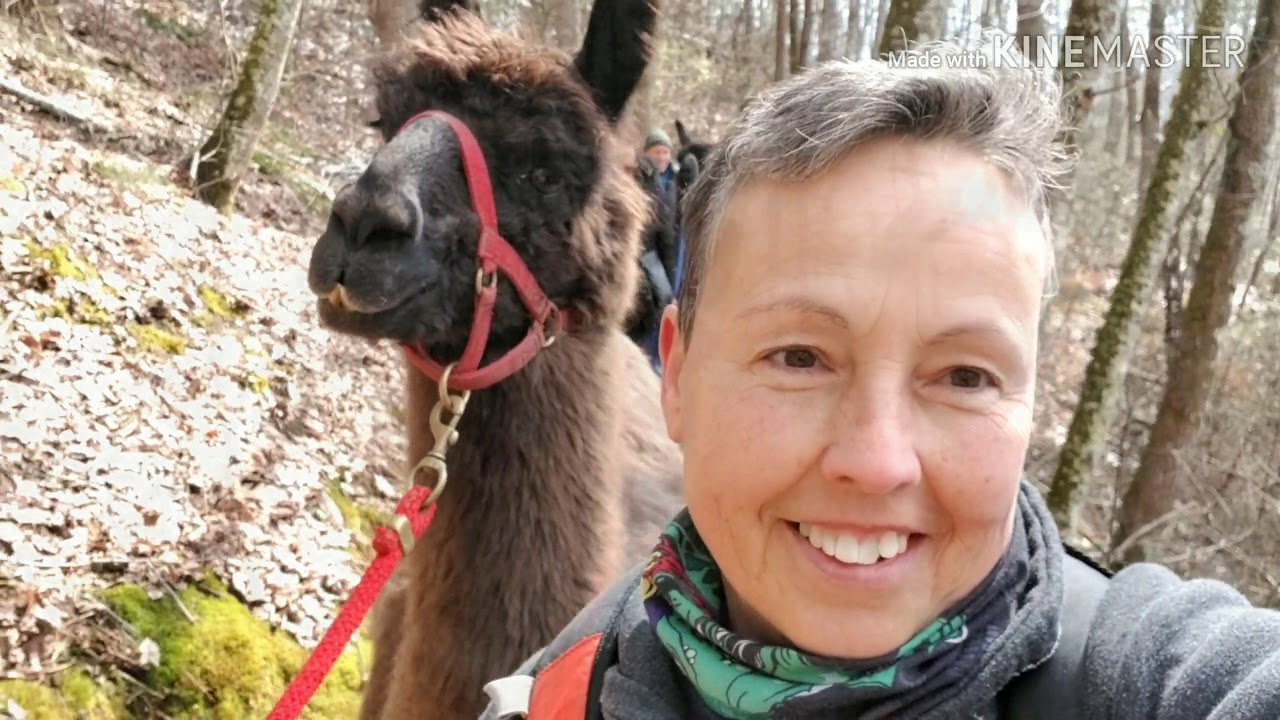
(675, 119, 692, 147)
(418, 0, 480, 22)
(573, 0, 660, 124)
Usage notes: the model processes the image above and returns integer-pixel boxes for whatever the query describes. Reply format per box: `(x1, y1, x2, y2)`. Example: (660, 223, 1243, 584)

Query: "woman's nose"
(818, 389, 923, 495)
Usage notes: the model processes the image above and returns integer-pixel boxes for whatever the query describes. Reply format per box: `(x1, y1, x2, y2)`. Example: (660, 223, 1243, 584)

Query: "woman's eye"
(768, 347, 821, 370)
(949, 367, 993, 389)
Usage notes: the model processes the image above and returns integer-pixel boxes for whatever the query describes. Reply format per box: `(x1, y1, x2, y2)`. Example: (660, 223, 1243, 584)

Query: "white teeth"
(797, 523, 911, 565)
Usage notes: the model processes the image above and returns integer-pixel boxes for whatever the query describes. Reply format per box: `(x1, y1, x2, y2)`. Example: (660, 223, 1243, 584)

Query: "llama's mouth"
(315, 283, 443, 345)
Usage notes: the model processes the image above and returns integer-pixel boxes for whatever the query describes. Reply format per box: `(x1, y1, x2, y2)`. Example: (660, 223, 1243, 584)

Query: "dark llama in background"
(305, 0, 684, 718)
(624, 151, 680, 351)
(675, 118, 712, 195)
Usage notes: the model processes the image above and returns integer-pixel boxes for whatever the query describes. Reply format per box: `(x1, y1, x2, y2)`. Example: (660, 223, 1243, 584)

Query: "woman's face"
(658, 136, 1048, 659)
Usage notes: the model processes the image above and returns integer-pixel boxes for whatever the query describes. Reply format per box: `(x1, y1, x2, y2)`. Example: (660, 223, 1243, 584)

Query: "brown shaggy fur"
(305, 2, 684, 719)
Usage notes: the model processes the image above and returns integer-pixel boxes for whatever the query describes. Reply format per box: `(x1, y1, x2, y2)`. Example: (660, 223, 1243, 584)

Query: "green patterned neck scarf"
(639, 505, 1037, 719)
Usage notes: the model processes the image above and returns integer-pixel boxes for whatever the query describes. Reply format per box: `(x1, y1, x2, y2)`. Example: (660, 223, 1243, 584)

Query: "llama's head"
(674, 119, 710, 193)
(308, 0, 657, 365)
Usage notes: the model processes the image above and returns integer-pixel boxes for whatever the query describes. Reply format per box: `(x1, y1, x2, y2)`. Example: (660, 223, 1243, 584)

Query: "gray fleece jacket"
(480, 507, 1280, 719)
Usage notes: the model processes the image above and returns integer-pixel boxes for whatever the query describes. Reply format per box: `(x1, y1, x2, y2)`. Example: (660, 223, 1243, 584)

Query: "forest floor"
(0, 0, 418, 715)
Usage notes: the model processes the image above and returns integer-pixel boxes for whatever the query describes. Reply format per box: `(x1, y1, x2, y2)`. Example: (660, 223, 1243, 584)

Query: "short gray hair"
(675, 37, 1073, 343)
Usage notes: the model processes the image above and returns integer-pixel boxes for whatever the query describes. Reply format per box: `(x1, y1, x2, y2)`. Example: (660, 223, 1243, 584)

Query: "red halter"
(395, 110, 570, 391)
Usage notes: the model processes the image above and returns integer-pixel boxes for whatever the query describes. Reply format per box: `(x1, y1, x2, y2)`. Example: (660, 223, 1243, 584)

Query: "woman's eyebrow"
(735, 296, 850, 329)
(925, 320, 1025, 355)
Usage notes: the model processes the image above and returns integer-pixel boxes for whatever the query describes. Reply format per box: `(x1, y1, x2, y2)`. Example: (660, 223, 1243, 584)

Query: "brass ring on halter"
(436, 363, 471, 414)
(475, 267, 497, 295)
(437, 362, 456, 399)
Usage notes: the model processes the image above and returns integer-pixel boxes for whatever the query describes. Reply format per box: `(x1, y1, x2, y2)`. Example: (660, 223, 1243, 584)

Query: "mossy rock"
(100, 575, 363, 719)
(0, 669, 127, 719)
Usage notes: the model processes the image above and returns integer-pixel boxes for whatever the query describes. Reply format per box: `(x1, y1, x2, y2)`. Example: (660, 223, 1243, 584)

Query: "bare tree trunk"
(1059, 0, 1122, 157)
(798, 0, 817, 67)
(196, 0, 305, 214)
(775, 0, 790, 80)
(982, 0, 1005, 29)
(1014, 0, 1046, 53)
(1103, 0, 1131, 155)
(1046, 0, 1121, 249)
(1044, 0, 1225, 538)
(846, 0, 865, 57)
(1114, 0, 1279, 564)
(1138, 0, 1166, 193)
(876, 0, 892, 53)
(733, 0, 756, 56)
(878, 0, 929, 55)
(818, 0, 841, 60)
(1124, 34, 1142, 161)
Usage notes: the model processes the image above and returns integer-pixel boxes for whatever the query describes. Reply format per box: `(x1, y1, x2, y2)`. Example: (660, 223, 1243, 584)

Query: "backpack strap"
(999, 544, 1112, 719)
(481, 563, 645, 720)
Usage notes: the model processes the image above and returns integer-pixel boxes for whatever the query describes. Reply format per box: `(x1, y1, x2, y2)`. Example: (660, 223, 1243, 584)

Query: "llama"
(674, 118, 712, 194)
(305, 1, 684, 718)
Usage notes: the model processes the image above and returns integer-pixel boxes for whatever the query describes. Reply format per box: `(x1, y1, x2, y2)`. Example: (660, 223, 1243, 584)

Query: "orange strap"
(527, 632, 604, 719)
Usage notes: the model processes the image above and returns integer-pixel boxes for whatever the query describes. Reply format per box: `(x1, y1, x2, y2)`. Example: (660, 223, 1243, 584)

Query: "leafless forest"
(1, 0, 1277, 714)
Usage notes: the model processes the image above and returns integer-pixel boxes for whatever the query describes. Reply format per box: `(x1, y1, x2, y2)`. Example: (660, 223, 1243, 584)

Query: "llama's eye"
(366, 117, 382, 130)
(529, 168, 561, 193)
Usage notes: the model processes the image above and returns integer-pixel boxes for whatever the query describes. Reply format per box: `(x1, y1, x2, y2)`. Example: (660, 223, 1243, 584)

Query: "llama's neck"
(388, 327, 628, 718)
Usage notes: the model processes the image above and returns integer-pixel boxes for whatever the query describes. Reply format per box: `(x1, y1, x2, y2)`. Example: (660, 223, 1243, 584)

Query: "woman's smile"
(787, 520, 926, 590)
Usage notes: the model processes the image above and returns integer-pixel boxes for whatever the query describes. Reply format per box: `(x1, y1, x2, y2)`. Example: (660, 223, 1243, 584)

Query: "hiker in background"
(633, 128, 681, 374)
(480, 42, 1280, 720)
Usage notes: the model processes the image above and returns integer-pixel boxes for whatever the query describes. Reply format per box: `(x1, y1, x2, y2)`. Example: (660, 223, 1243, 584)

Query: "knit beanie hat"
(644, 128, 673, 150)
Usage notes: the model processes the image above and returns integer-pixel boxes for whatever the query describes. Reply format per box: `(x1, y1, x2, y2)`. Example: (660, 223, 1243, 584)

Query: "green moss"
(0, 680, 76, 719)
(0, 672, 124, 720)
(100, 576, 363, 719)
(38, 296, 113, 326)
(126, 322, 188, 355)
(136, 8, 200, 44)
(327, 480, 391, 543)
(61, 669, 128, 718)
(90, 159, 166, 189)
(24, 238, 98, 280)
(198, 285, 247, 320)
(239, 371, 271, 395)
(253, 151, 288, 178)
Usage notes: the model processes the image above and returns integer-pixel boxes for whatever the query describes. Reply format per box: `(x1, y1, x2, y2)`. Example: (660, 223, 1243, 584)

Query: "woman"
(480, 42, 1280, 719)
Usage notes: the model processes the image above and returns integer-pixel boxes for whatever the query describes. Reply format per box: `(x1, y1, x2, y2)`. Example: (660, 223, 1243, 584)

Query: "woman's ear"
(658, 303, 684, 443)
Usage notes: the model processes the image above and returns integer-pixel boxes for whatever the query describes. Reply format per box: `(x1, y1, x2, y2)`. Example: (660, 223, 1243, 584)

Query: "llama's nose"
(331, 183, 423, 248)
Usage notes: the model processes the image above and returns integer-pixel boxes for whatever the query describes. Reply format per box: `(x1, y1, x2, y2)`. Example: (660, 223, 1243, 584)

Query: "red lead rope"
(265, 485, 436, 720)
